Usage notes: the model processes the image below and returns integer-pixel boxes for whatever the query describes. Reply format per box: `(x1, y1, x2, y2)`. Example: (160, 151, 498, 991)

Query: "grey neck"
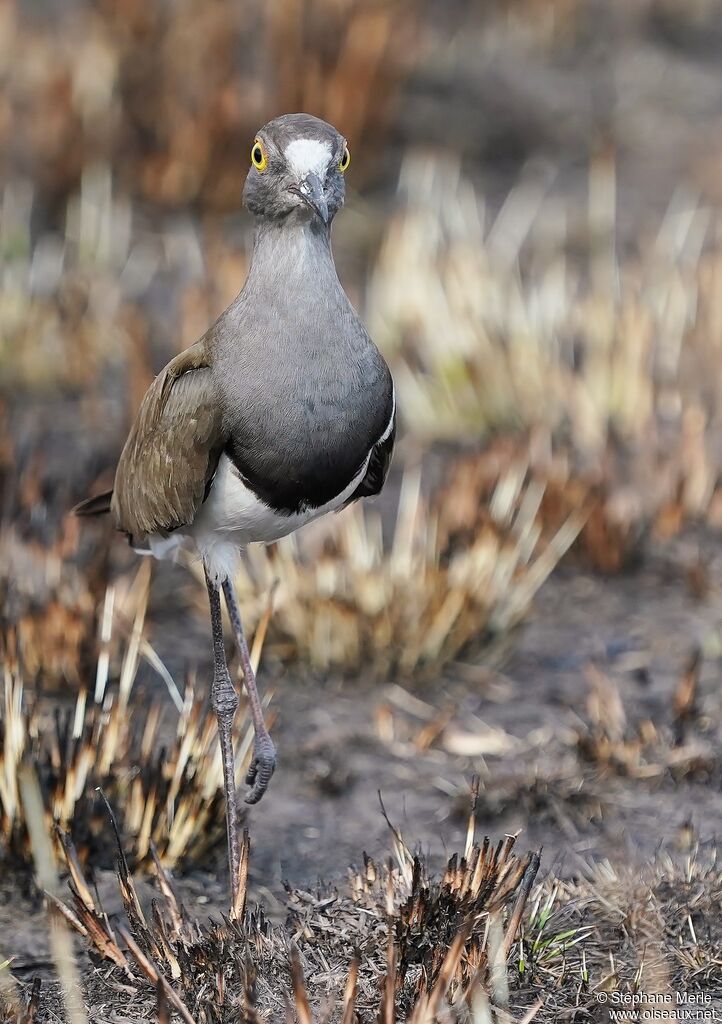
(244, 217, 337, 293)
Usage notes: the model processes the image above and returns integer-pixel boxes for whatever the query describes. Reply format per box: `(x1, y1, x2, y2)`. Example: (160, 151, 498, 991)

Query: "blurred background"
(3, 0, 722, 1008)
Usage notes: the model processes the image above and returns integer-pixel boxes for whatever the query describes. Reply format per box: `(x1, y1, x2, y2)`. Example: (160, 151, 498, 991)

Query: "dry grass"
(436, 436, 644, 576)
(1, 0, 419, 215)
(4, 786, 719, 1023)
(3, 4, 722, 1021)
(30, 793, 545, 1023)
(0, 671, 235, 872)
(575, 656, 721, 787)
(0, 563, 269, 872)
(514, 843, 722, 1018)
(368, 151, 722, 540)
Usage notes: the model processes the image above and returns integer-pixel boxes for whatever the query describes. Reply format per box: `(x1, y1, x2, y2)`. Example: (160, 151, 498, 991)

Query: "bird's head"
(242, 113, 350, 227)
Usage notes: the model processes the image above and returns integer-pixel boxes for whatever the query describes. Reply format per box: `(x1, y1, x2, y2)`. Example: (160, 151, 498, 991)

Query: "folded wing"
(111, 343, 225, 541)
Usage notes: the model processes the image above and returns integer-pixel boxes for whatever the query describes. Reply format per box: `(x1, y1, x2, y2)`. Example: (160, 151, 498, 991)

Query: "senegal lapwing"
(75, 113, 396, 901)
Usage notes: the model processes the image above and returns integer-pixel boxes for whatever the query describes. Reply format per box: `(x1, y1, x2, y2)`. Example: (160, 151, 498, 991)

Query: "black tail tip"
(73, 490, 113, 516)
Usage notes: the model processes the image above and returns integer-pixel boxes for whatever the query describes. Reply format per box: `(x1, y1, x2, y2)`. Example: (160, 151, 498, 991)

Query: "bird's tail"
(73, 490, 113, 516)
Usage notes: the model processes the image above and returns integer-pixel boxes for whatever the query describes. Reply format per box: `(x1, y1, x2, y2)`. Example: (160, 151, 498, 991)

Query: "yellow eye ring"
(251, 139, 268, 172)
(339, 145, 351, 173)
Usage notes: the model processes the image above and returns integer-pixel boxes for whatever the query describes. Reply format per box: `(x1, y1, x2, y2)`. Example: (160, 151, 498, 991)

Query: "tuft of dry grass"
(0, 671, 249, 872)
(575, 657, 721, 786)
(436, 435, 644, 576)
(524, 843, 722, 1010)
(0, 564, 269, 873)
(44, 794, 543, 1023)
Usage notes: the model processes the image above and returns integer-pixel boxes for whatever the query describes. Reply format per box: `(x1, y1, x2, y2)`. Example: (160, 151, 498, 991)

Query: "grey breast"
(210, 225, 393, 514)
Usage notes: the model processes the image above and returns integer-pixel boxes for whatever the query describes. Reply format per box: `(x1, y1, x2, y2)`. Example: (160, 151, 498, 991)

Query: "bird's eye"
(338, 145, 351, 173)
(251, 140, 268, 172)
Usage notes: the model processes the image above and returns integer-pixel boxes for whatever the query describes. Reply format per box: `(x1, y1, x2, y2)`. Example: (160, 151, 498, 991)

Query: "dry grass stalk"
(18, 764, 89, 1024)
(672, 648, 701, 746)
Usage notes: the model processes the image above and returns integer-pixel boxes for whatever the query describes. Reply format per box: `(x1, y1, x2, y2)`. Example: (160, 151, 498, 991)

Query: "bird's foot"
(245, 735, 276, 804)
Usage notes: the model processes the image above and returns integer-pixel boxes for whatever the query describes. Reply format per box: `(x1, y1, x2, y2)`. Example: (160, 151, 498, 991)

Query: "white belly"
(147, 453, 369, 582)
(195, 453, 369, 540)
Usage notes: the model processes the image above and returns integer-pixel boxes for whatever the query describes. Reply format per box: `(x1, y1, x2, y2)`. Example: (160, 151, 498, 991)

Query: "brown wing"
(111, 343, 225, 541)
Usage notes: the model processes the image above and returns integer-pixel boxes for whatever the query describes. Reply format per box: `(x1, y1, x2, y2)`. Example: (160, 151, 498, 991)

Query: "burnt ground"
(5, 522, 722, 984)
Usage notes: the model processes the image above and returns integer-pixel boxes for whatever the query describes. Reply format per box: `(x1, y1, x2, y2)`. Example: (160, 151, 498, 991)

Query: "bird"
(74, 112, 396, 903)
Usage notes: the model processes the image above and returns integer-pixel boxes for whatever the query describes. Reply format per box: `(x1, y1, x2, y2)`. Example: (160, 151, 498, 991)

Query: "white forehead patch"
(284, 138, 332, 178)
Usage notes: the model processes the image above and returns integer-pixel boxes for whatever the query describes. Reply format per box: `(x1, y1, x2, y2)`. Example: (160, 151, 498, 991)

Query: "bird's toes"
(244, 741, 276, 804)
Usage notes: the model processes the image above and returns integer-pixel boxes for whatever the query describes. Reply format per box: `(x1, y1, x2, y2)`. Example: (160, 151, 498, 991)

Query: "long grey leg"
(204, 566, 241, 904)
(221, 576, 276, 804)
